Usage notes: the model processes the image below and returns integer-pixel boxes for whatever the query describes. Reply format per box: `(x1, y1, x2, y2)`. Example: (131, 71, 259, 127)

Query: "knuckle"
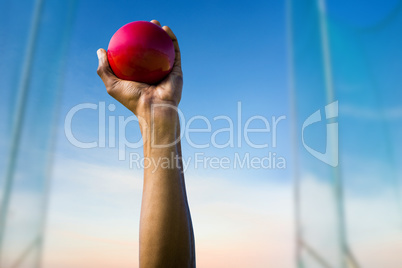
(106, 86, 115, 96)
(174, 72, 183, 81)
(105, 80, 119, 96)
(96, 66, 104, 76)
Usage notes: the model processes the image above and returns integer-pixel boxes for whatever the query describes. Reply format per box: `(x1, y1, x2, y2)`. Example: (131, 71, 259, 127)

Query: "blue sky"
(42, 1, 296, 266)
(1, 0, 402, 267)
(58, 0, 293, 183)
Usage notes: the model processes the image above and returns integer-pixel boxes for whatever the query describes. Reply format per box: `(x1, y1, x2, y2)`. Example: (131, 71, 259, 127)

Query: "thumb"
(97, 48, 119, 91)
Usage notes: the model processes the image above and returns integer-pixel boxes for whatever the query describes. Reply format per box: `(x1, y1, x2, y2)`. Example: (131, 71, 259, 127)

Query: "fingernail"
(97, 49, 101, 58)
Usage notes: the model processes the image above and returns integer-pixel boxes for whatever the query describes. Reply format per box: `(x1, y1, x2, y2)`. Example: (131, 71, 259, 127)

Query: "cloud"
(43, 156, 295, 268)
(340, 104, 402, 121)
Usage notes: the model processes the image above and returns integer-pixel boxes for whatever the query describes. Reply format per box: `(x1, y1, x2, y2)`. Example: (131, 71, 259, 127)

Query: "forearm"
(139, 112, 195, 268)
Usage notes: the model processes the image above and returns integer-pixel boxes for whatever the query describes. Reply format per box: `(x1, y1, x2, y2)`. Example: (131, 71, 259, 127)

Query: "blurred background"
(0, 0, 401, 267)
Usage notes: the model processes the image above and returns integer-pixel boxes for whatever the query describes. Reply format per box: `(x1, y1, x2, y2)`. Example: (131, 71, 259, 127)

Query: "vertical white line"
(316, 1, 350, 267)
(317, 0, 335, 104)
(285, 0, 303, 267)
(0, 0, 45, 264)
(36, 2, 78, 267)
(237, 101, 242, 148)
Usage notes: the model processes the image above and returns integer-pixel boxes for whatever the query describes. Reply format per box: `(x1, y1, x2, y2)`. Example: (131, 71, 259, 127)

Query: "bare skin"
(97, 20, 195, 268)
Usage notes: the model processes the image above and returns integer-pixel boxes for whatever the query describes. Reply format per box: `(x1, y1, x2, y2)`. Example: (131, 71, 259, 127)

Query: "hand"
(96, 20, 183, 128)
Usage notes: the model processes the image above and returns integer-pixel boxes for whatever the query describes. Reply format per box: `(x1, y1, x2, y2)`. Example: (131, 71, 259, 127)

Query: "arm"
(96, 20, 195, 268)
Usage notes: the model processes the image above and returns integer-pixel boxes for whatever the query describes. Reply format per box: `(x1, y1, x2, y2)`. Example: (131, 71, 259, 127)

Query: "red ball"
(107, 21, 175, 84)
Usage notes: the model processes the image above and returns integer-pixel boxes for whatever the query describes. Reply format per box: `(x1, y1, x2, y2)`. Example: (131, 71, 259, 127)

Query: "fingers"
(150, 19, 161, 27)
(97, 48, 149, 111)
(162, 25, 181, 69)
(97, 48, 119, 93)
(150, 20, 181, 69)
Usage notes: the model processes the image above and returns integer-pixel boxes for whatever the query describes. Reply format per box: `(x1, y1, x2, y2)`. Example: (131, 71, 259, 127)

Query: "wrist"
(139, 108, 181, 155)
